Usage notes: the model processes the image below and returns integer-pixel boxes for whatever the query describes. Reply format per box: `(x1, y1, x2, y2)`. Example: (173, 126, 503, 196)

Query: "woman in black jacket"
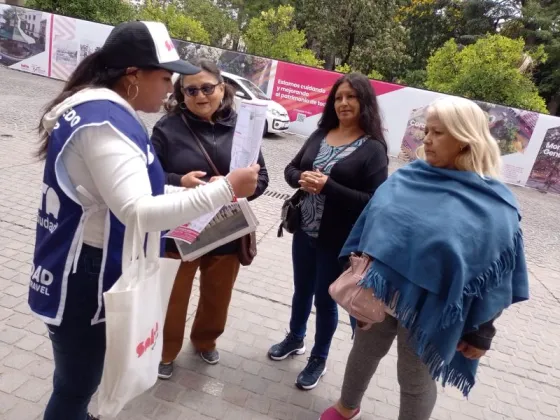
(152, 59, 268, 379)
(268, 73, 388, 390)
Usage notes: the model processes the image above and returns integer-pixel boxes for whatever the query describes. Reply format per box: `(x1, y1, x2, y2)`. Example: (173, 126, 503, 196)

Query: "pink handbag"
(329, 253, 386, 330)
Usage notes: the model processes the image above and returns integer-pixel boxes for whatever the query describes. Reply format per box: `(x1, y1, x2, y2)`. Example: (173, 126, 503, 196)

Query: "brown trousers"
(161, 252, 240, 363)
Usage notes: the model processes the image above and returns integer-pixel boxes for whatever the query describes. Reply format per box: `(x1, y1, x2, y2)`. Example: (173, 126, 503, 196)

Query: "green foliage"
(243, 5, 323, 67)
(292, 0, 408, 78)
(396, 0, 463, 71)
(179, 0, 239, 48)
(367, 69, 385, 80)
(426, 35, 549, 113)
(25, 0, 136, 25)
(137, 0, 210, 44)
(336, 64, 352, 73)
(501, 0, 560, 114)
(400, 69, 427, 88)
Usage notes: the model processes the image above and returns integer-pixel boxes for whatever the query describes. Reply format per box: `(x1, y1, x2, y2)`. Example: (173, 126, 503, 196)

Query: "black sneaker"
(296, 356, 327, 390)
(200, 349, 220, 364)
(268, 332, 306, 361)
(158, 362, 174, 379)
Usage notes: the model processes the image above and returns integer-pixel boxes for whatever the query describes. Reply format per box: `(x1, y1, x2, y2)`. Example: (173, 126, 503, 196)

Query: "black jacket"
(285, 128, 388, 252)
(151, 109, 269, 255)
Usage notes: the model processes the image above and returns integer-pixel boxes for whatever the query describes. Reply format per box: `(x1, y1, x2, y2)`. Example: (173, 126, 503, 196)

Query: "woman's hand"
(457, 341, 487, 360)
(181, 171, 207, 188)
(226, 164, 260, 198)
(298, 170, 328, 194)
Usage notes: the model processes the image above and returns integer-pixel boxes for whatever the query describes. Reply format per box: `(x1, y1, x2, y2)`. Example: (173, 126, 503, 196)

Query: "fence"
(1, 4, 560, 193)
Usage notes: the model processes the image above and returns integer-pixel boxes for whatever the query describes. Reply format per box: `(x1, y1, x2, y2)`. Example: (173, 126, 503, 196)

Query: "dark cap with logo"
(100, 21, 200, 75)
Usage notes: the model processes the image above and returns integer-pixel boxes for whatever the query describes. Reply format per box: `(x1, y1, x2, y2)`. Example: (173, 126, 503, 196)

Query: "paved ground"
(0, 66, 559, 420)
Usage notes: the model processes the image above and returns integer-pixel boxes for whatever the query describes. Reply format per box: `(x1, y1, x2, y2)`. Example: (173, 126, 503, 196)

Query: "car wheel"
(263, 121, 268, 137)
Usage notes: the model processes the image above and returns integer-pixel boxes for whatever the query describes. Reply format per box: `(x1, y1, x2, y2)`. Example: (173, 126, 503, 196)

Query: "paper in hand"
(230, 101, 268, 171)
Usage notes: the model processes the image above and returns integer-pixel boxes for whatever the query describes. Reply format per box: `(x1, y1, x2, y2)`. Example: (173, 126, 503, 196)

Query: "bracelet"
(224, 177, 237, 202)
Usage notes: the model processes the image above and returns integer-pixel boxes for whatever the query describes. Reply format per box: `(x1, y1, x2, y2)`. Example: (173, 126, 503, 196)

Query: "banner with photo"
(398, 99, 541, 185)
(172, 39, 275, 97)
(49, 14, 112, 80)
(0, 5, 51, 76)
(4, 6, 560, 193)
(269, 61, 404, 142)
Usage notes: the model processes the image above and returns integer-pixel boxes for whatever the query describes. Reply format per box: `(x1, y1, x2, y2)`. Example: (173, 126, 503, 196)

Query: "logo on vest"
(136, 322, 159, 358)
(37, 183, 60, 233)
(53, 108, 82, 131)
(29, 263, 53, 296)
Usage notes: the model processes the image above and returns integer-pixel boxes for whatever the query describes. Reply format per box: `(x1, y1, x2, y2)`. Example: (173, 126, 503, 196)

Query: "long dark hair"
(37, 50, 127, 159)
(165, 59, 235, 121)
(318, 72, 387, 151)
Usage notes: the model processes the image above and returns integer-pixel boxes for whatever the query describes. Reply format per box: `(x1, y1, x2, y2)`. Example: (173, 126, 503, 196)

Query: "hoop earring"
(179, 102, 187, 110)
(127, 84, 139, 102)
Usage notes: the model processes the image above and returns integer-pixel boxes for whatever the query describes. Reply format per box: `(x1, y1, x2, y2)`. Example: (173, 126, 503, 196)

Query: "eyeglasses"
(183, 83, 220, 97)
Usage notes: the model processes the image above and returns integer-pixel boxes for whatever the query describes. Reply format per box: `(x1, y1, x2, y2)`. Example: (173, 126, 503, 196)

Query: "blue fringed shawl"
(341, 160, 529, 396)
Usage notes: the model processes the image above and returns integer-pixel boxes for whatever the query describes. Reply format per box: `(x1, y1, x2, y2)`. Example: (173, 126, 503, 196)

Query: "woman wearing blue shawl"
(320, 97, 529, 420)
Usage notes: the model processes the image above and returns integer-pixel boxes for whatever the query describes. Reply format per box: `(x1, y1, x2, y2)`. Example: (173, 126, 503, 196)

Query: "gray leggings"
(341, 316, 437, 420)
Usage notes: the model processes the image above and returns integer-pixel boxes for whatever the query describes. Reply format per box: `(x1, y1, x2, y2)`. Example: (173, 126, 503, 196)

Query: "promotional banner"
(0, 5, 51, 76)
(398, 99, 540, 185)
(526, 124, 560, 193)
(173, 39, 275, 96)
(3, 5, 560, 193)
(270, 61, 404, 142)
(49, 14, 112, 80)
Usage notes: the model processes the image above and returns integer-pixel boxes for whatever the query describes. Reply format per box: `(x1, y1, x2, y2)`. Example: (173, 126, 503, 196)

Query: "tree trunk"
(342, 30, 355, 66)
(548, 93, 560, 116)
(232, 3, 245, 51)
(323, 53, 336, 71)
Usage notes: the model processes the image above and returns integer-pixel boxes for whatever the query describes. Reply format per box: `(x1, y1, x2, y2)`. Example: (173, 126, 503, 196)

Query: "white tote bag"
(97, 218, 180, 418)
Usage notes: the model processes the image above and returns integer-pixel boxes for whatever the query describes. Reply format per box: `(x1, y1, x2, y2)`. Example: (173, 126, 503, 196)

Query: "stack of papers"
(164, 100, 266, 261)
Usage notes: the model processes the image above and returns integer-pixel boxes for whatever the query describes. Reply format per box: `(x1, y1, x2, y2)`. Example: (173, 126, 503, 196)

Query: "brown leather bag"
(180, 114, 257, 266)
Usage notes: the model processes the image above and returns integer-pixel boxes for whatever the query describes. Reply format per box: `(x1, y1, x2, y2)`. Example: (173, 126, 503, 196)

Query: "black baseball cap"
(100, 21, 200, 75)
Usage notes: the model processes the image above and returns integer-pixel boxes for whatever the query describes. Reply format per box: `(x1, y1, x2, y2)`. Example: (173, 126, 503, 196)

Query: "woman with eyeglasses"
(151, 59, 269, 379)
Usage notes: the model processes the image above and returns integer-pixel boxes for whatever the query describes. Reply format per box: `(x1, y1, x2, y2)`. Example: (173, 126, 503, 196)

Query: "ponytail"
(37, 50, 126, 159)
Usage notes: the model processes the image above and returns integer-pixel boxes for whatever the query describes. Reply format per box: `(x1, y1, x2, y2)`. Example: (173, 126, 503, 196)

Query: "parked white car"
(172, 71, 290, 136)
(221, 71, 290, 135)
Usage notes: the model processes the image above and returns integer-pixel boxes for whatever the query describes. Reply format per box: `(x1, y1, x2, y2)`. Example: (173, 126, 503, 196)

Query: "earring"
(126, 84, 139, 101)
(179, 102, 187, 110)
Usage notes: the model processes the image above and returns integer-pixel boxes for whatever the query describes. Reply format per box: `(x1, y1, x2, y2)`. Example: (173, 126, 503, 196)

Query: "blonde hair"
(417, 97, 502, 178)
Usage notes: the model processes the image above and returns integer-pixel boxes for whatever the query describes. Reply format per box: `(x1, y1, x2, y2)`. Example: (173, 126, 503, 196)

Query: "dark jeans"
(44, 244, 106, 420)
(289, 229, 343, 359)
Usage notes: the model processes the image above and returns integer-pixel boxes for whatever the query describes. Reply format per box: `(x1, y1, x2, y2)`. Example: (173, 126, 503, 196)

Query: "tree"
(426, 35, 548, 113)
(137, 0, 210, 45)
(25, 0, 136, 25)
(291, 0, 408, 78)
(396, 0, 464, 71)
(179, 0, 239, 48)
(368, 69, 385, 81)
(243, 5, 323, 67)
(216, 0, 290, 49)
(501, 0, 560, 115)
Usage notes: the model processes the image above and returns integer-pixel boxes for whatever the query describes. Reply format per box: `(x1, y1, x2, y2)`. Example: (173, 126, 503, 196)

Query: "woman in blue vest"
(29, 21, 260, 420)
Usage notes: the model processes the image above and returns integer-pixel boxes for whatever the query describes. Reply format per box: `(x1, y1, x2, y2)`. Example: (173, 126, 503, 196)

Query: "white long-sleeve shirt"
(59, 122, 232, 248)
(37, 86, 236, 249)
